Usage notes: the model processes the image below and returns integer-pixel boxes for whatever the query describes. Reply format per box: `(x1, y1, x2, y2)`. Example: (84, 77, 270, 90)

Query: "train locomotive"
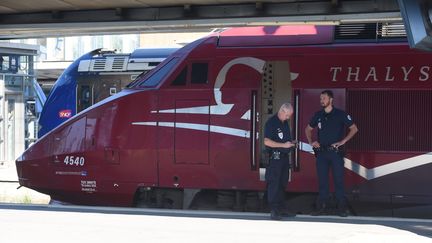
(17, 25, 432, 217)
(38, 48, 177, 137)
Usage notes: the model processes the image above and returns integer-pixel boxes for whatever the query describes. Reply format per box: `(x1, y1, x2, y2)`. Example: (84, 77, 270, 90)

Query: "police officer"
(264, 103, 296, 220)
(305, 90, 358, 217)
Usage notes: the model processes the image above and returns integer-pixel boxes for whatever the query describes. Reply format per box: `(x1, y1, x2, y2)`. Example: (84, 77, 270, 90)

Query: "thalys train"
(38, 48, 177, 137)
(17, 25, 432, 218)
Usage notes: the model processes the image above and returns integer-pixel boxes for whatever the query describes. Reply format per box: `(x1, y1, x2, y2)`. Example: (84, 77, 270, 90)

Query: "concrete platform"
(0, 163, 18, 181)
(0, 204, 431, 243)
(0, 165, 50, 204)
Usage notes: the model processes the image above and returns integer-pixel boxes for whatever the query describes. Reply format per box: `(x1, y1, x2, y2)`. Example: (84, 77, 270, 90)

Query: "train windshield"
(134, 57, 179, 88)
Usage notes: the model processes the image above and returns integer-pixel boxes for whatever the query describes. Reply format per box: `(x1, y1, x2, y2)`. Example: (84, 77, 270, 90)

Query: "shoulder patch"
(347, 114, 352, 121)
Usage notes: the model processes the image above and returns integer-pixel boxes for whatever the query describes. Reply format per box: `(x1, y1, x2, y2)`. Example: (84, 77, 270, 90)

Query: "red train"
(16, 25, 432, 217)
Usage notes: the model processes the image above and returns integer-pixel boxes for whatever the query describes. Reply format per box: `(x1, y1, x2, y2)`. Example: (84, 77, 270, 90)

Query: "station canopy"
(0, 0, 403, 39)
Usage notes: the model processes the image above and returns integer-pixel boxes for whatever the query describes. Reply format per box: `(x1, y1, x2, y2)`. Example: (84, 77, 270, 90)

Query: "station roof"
(0, 0, 402, 39)
(0, 42, 41, 55)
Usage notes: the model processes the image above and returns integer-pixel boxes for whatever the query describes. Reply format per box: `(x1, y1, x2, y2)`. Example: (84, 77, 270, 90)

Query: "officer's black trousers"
(265, 158, 290, 211)
(316, 150, 345, 206)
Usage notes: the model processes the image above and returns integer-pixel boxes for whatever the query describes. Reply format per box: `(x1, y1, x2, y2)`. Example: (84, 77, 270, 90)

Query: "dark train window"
(148, 62, 160, 67)
(191, 63, 208, 84)
(171, 67, 187, 86)
(346, 90, 432, 152)
(78, 85, 92, 112)
(138, 57, 179, 87)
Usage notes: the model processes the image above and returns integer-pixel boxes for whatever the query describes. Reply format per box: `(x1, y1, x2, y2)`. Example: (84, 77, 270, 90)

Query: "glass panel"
(78, 85, 93, 112)
(191, 63, 208, 84)
(137, 57, 179, 87)
(0, 55, 10, 72)
(171, 67, 187, 86)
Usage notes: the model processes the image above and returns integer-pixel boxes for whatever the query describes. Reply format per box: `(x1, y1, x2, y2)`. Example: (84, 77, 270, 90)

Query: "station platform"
(0, 203, 431, 243)
(0, 165, 50, 204)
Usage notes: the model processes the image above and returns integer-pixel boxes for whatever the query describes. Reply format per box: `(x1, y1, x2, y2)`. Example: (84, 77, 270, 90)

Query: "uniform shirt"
(264, 114, 292, 153)
(309, 107, 354, 146)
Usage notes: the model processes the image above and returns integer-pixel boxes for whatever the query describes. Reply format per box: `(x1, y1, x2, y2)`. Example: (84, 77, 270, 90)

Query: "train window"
(347, 90, 432, 152)
(171, 67, 187, 86)
(137, 57, 179, 87)
(79, 85, 92, 111)
(191, 63, 208, 84)
(148, 62, 160, 67)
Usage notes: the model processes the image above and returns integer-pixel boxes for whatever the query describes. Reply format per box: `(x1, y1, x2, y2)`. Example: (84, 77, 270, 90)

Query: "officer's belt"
(313, 145, 342, 152)
(270, 151, 289, 159)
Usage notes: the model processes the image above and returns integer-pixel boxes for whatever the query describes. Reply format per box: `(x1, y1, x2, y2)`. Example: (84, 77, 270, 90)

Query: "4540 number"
(64, 156, 85, 166)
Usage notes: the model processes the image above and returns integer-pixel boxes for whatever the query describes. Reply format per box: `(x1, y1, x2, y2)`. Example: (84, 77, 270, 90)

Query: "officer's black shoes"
(310, 205, 327, 216)
(270, 209, 296, 219)
(270, 210, 283, 220)
(337, 207, 348, 217)
(279, 210, 296, 217)
(338, 210, 348, 217)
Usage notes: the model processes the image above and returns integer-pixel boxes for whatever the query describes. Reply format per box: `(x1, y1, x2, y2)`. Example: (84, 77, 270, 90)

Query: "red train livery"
(16, 26, 432, 217)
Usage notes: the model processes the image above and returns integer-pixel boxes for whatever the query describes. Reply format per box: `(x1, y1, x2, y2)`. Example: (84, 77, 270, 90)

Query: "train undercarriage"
(132, 187, 432, 219)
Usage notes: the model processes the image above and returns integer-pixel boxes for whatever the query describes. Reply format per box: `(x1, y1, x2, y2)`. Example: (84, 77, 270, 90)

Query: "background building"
(0, 42, 41, 166)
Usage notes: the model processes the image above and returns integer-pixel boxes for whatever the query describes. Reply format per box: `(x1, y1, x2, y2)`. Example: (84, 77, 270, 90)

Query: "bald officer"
(264, 103, 297, 220)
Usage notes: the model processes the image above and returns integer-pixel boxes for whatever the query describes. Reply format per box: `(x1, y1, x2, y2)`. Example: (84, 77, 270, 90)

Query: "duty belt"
(313, 145, 341, 152)
(312, 145, 345, 158)
(270, 151, 289, 160)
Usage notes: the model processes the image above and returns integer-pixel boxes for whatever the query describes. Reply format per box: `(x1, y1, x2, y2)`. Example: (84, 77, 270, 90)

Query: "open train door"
(258, 61, 293, 180)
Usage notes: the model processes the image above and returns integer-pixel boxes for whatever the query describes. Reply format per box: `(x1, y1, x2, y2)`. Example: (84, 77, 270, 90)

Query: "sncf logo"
(59, 109, 72, 118)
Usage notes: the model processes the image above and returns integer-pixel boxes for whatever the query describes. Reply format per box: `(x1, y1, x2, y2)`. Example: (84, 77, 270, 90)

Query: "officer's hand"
(283, 141, 295, 148)
(311, 141, 320, 148)
(331, 141, 345, 148)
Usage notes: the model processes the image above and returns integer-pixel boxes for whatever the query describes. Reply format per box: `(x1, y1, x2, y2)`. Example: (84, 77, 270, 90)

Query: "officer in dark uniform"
(264, 103, 296, 220)
(305, 90, 358, 217)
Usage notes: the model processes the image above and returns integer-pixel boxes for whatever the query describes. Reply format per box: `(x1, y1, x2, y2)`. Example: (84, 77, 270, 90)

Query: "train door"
(174, 99, 210, 165)
(258, 61, 293, 180)
(157, 60, 212, 188)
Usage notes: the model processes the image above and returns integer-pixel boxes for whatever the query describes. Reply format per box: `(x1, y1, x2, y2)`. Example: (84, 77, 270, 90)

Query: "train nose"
(15, 143, 51, 193)
(15, 155, 30, 188)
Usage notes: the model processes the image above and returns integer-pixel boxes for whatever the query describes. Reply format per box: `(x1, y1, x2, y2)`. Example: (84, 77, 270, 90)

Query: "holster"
(312, 147, 319, 158)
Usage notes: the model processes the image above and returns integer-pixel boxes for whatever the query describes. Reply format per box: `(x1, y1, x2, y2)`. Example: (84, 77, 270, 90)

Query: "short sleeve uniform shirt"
(264, 114, 292, 153)
(309, 107, 354, 146)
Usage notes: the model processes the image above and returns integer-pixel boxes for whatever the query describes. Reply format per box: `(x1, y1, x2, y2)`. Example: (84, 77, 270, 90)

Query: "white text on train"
(329, 66, 430, 82)
(64, 156, 85, 166)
